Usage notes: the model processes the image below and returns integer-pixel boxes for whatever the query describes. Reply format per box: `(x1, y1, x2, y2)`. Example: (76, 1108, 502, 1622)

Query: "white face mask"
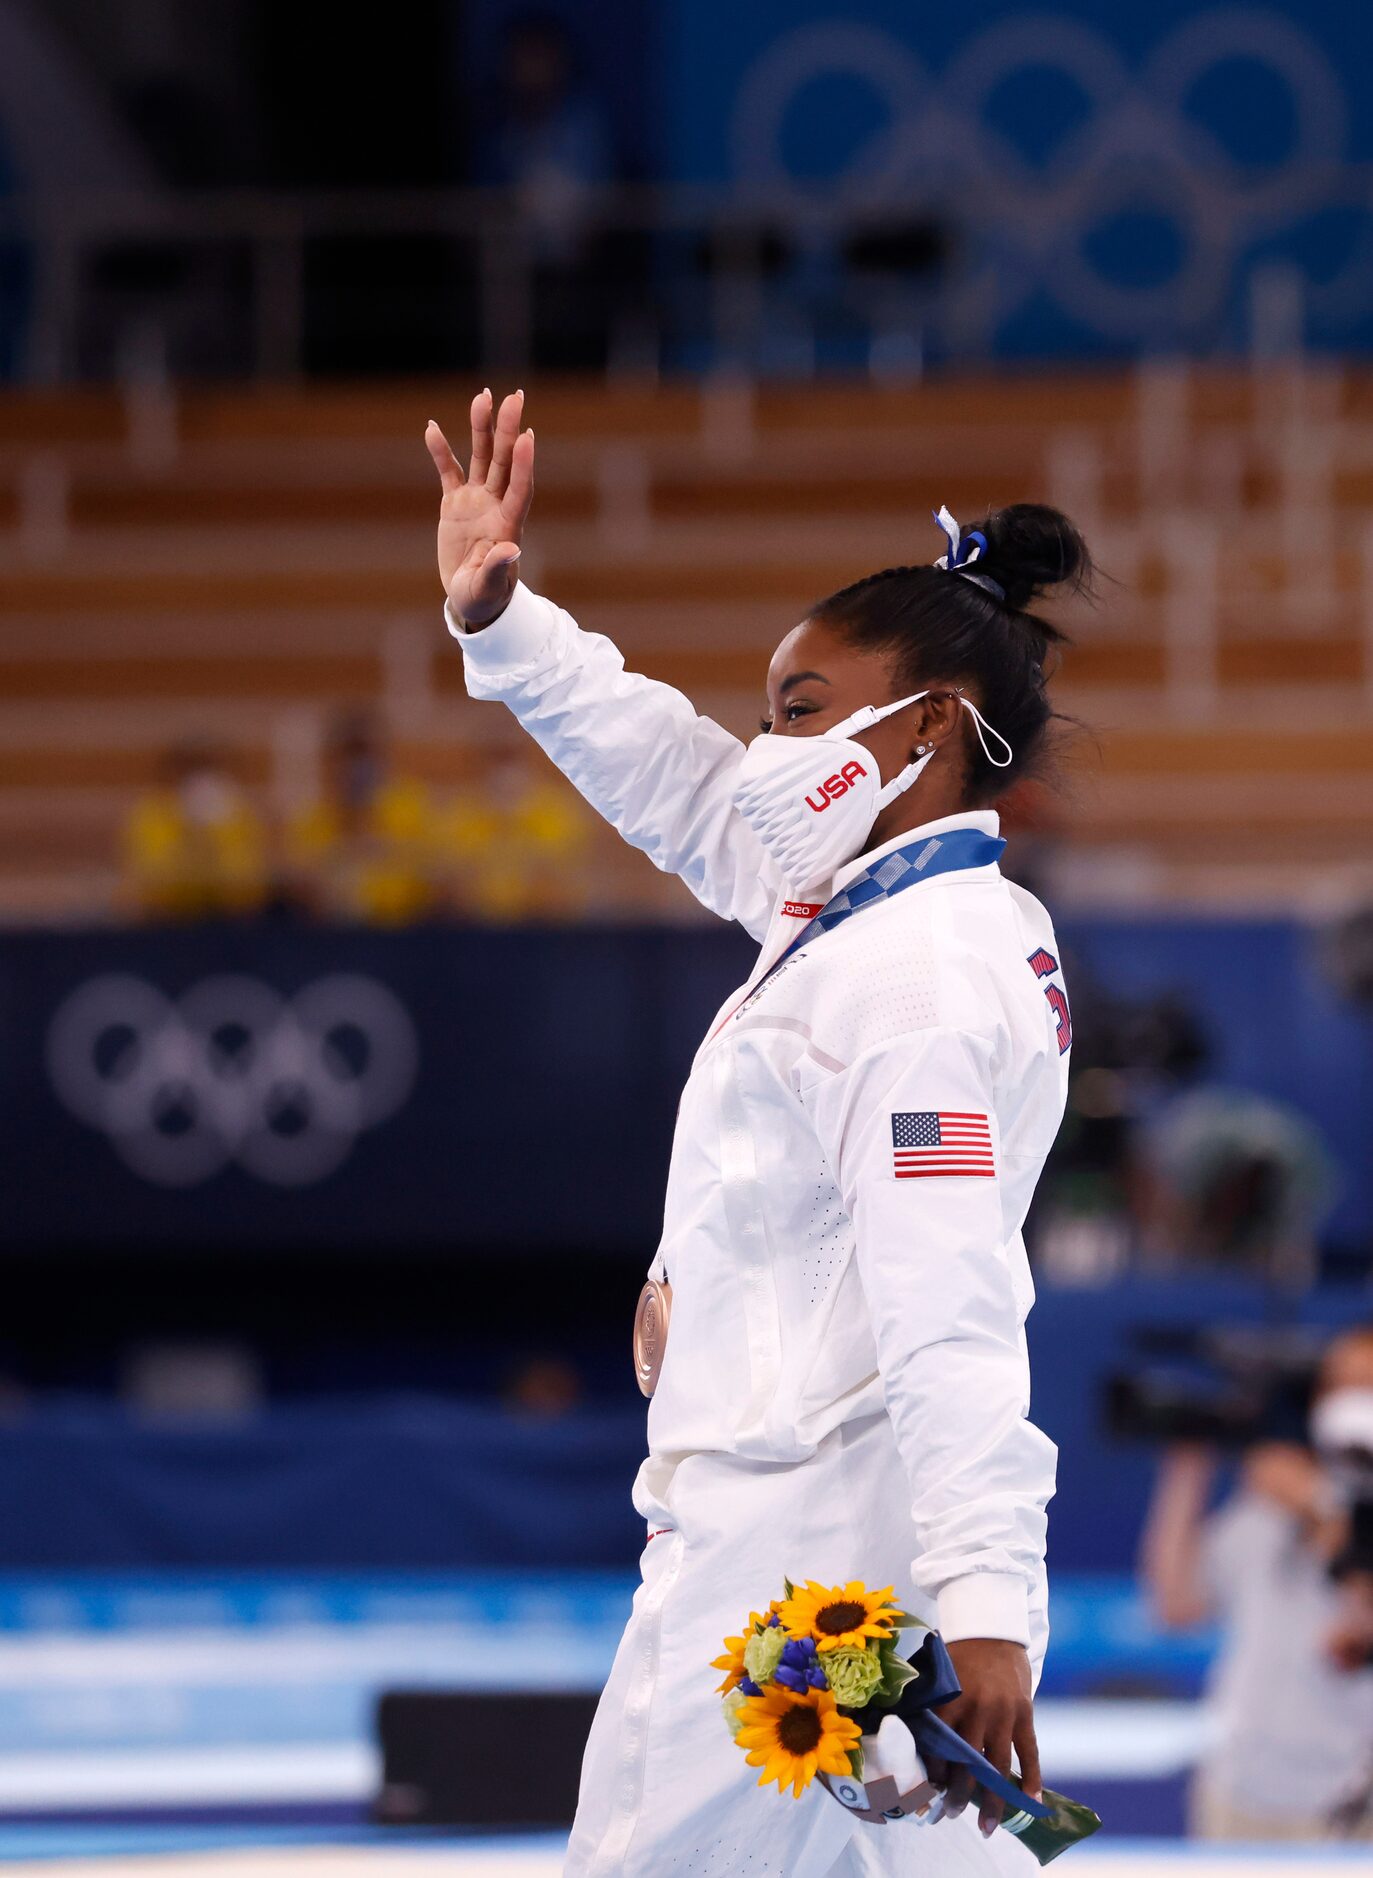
(732, 690, 1011, 892)
(1310, 1387, 1373, 1464)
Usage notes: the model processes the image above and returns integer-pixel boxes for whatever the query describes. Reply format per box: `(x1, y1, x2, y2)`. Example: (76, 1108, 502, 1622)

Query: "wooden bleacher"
(1, 367, 1372, 920)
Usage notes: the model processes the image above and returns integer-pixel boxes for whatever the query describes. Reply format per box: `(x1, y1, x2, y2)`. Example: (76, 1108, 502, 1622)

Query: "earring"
(916, 744, 930, 755)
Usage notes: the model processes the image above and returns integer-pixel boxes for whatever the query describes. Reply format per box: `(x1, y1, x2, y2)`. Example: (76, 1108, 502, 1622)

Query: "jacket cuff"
(936, 1572, 1031, 1647)
(444, 579, 560, 676)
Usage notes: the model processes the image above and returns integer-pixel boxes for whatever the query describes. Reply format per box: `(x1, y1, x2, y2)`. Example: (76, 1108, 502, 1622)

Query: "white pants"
(566, 1410, 1048, 1877)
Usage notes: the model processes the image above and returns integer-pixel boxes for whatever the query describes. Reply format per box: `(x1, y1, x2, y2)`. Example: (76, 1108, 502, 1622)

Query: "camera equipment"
(1313, 1383, 1373, 1587)
(1330, 1498, 1373, 1584)
(1104, 1323, 1324, 1448)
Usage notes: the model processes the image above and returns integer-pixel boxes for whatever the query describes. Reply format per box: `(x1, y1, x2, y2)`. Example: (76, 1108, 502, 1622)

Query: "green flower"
(821, 1643, 884, 1708)
(743, 1625, 786, 1685)
(721, 1687, 747, 1739)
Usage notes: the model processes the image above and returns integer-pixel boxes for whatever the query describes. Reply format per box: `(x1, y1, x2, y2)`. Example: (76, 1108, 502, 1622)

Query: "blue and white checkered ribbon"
(786, 828, 1004, 956)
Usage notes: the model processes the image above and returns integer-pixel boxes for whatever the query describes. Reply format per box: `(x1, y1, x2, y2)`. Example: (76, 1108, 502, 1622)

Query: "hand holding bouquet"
(712, 1577, 1101, 1865)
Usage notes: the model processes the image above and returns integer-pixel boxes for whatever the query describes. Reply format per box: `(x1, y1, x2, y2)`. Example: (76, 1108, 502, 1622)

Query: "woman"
(425, 391, 1086, 1877)
(1142, 1327, 1373, 1841)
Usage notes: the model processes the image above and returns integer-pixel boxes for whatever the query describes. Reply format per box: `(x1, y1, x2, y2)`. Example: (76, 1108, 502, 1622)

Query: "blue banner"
(0, 925, 752, 1253)
(0, 1273, 1362, 1572)
(659, 0, 1373, 360)
(0, 918, 1368, 1251)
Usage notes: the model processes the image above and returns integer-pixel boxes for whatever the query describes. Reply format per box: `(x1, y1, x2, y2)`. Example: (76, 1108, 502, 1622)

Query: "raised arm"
(1139, 1445, 1219, 1631)
(425, 394, 781, 939)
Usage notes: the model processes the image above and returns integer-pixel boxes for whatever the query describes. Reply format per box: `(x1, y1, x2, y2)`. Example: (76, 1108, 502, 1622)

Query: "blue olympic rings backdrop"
(0, 925, 722, 1252)
(656, 0, 1373, 359)
(0, 917, 1369, 1253)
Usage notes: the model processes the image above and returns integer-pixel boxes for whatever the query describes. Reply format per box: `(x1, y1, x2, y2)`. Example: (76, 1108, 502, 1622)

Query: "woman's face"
(760, 618, 903, 739)
(761, 617, 972, 836)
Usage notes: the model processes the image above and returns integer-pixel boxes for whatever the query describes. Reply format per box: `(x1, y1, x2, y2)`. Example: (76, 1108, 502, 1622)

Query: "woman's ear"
(906, 688, 963, 759)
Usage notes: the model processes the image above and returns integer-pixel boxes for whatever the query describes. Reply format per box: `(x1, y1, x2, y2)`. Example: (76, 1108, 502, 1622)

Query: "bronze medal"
(632, 1277, 672, 1397)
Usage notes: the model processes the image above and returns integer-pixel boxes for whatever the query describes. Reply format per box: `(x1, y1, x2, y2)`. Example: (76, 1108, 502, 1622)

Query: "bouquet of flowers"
(712, 1577, 1101, 1866)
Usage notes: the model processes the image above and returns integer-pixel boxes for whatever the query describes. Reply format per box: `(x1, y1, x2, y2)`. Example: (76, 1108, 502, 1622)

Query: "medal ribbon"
(710, 827, 1006, 1042)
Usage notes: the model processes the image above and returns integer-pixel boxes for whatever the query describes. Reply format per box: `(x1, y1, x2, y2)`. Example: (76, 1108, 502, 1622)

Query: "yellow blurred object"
(122, 778, 268, 920)
(440, 769, 590, 921)
(286, 777, 437, 925)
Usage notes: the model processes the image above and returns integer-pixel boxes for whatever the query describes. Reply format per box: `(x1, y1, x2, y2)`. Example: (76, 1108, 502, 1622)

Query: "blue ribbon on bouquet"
(887, 1632, 1052, 1820)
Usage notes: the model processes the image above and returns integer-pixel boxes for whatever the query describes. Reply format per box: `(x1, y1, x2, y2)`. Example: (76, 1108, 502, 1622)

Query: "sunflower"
(734, 1684, 861, 1797)
(712, 1609, 773, 1694)
(712, 1632, 749, 1695)
(776, 1580, 899, 1653)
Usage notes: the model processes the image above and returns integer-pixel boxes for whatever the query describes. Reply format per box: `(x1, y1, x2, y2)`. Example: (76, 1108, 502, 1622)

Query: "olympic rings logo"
(727, 11, 1369, 344)
(46, 973, 419, 1189)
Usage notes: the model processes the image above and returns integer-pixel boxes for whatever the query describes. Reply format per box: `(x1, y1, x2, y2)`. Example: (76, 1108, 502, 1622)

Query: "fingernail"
(483, 386, 492, 399)
(981, 1820, 996, 1838)
(516, 387, 525, 398)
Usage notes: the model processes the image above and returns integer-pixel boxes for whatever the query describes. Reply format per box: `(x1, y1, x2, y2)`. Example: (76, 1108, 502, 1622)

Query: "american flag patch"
(892, 1111, 995, 1179)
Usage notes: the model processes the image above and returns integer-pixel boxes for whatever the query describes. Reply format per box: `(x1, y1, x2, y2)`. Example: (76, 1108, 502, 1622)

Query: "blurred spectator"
(284, 710, 436, 924)
(440, 747, 590, 923)
(1037, 961, 1337, 1288)
(1142, 1326, 1373, 1841)
(1134, 1087, 1335, 1288)
(1032, 980, 1209, 1284)
(1327, 1557, 1373, 1831)
(492, 11, 621, 369)
(122, 739, 267, 920)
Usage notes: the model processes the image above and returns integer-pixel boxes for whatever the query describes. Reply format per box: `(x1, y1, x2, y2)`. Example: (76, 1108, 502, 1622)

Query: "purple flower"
(773, 1634, 827, 1693)
(739, 1676, 763, 1697)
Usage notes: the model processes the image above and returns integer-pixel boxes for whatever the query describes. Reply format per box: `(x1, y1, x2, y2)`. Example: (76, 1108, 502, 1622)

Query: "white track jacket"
(449, 581, 1066, 1651)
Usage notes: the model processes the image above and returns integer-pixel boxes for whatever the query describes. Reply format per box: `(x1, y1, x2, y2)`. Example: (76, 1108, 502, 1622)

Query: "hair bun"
(977, 504, 1092, 614)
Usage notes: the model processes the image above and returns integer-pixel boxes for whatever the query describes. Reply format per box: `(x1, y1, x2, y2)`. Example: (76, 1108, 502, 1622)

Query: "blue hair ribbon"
(931, 506, 1005, 602)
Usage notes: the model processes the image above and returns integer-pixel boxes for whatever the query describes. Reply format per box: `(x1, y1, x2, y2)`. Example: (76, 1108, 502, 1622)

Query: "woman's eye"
(759, 703, 813, 732)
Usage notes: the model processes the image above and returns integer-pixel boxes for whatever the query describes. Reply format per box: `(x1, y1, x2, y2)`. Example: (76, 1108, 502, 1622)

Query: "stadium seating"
(1, 369, 1371, 919)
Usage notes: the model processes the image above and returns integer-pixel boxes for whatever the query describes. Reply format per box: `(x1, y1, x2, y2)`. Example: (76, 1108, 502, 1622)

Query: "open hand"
(928, 1638, 1040, 1837)
(424, 388, 535, 626)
